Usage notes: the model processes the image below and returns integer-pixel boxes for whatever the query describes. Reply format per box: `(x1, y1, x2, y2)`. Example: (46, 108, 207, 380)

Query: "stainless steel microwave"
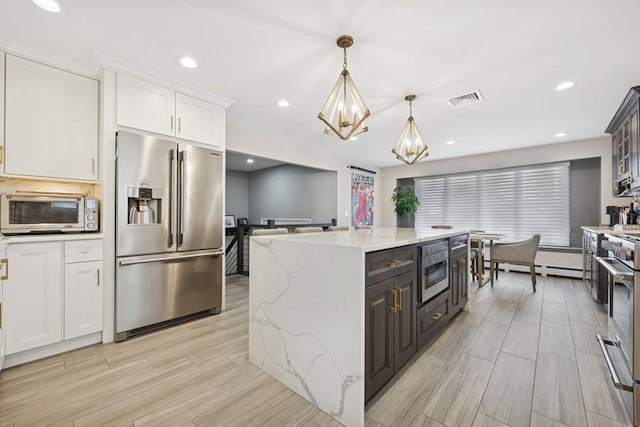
(0, 193, 99, 234)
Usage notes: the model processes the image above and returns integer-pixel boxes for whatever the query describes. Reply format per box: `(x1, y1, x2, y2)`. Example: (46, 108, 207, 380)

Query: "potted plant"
(391, 187, 419, 228)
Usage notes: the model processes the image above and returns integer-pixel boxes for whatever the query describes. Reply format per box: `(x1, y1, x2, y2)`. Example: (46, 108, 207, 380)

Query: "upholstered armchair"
(489, 234, 541, 291)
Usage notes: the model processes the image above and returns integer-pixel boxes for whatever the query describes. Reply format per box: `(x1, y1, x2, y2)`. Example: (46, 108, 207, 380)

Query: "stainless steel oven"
(418, 239, 449, 304)
(596, 234, 640, 425)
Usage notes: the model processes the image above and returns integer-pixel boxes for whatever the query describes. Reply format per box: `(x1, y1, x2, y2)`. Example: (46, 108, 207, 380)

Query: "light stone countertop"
(251, 227, 468, 253)
(0, 233, 104, 245)
(581, 225, 640, 236)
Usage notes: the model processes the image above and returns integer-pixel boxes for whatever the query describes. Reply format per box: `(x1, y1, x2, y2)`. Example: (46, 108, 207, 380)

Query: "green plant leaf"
(391, 187, 420, 218)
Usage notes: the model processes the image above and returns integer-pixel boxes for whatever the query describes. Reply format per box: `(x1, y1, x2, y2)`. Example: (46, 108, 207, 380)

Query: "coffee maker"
(606, 205, 621, 227)
(127, 187, 161, 225)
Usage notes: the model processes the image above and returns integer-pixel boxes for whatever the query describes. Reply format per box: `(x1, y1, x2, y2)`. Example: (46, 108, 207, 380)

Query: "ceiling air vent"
(447, 90, 484, 108)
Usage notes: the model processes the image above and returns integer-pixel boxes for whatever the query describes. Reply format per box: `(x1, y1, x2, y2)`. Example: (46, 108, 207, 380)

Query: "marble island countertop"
(251, 227, 468, 253)
(249, 226, 470, 426)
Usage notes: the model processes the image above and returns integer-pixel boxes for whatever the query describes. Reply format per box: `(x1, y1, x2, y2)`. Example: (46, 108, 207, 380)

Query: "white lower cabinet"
(0, 246, 4, 370)
(1, 239, 104, 362)
(4, 242, 63, 355)
(64, 261, 103, 340)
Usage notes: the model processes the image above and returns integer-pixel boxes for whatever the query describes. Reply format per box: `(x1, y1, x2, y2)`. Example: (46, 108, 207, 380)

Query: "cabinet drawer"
(366, 245, 416, 287)
(417, 290, 451, 349)
(65, 240, 103, 263)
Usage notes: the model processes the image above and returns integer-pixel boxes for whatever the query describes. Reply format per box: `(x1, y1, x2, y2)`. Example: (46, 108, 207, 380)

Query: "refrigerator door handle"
(119, 250, 224, 266)
(178, 150, 187, 246)
(168, 149, 177, 247)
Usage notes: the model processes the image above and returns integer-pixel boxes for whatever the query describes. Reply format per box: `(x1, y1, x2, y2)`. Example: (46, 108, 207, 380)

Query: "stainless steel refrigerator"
(115, 131, 223, 342)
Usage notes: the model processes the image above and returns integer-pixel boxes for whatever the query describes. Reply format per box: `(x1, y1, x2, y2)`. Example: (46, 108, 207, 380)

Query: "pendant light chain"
(343, 47, 348, 70)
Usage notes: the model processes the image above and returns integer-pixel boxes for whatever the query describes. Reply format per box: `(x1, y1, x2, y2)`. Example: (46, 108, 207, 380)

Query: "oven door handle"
(596, 334, 634, 392)
(595, 256, 634, 281)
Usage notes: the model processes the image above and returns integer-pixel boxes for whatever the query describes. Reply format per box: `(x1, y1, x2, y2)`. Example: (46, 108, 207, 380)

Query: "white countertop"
(0, 233, 104, 245)
(581, 225, 640, 236)
(251, 227, 467, 252)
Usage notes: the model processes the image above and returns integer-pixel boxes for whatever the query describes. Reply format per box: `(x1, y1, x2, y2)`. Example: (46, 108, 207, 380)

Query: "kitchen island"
(248, 227, 468, 427)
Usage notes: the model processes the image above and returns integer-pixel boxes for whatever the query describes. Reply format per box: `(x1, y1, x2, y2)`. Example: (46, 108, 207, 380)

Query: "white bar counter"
(248, 227, 467, 427)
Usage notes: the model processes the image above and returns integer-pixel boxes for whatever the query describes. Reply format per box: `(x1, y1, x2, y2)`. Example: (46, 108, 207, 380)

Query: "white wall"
(226, 122, 381, 227)
(380, 136, 626, 227)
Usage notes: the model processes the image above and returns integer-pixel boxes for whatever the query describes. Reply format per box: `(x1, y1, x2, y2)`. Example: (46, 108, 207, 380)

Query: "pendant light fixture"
(392, 95, 429, 165)
(318, 35, 371, 140)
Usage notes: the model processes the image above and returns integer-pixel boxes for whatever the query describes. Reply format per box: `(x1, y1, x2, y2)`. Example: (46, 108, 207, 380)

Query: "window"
(414, 162, 570, 246)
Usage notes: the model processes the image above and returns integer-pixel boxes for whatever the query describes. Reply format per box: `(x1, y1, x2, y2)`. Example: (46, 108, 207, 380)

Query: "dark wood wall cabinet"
(365, 234, 468, 402)
(607, 86, 640, 196)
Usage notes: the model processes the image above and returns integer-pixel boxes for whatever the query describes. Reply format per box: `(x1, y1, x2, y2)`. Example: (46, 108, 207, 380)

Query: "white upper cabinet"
(4, 55, 98, 181)
(117, 73, 175, 137)
(116, 73, 225, 148)
(175, 93, 225, 146)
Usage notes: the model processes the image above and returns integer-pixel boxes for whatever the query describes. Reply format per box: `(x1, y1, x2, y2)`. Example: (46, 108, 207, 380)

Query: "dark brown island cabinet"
(364, 245, 417, 402)
(364, 234, 468, 402)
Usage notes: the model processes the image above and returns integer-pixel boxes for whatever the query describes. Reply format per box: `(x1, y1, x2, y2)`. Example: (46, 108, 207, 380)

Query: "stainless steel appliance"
(115, 131, 224, 342)
(0, 193, 99, 234)
(417, 239, 449, 303)
(582, 230, 609, 303)
(596, 234, 640, 424)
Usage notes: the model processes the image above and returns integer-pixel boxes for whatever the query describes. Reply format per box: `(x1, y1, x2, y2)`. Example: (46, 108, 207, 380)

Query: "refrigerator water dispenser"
(127, 187, 162, 225)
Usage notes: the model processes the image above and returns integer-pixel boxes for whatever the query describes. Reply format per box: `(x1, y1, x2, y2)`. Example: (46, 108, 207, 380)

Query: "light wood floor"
(0, 273, 631, 427)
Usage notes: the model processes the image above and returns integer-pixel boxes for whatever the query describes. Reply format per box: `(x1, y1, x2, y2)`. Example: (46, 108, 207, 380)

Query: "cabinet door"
(631, 107, 639, 183)
(0, 52, 5, 174)
(450, 258, 459, 310)
(0, 246, 4, 371)
(175, 93, 225, 147)
(117, 73, 175, 137)
(457, 256, 468, 307)
(365, 278, 394, 402)
(393, 270, 416, 371)
(613, 130, 619, 194)
(5, 55, 98, 181)
(4, 242, 62, 354)
(64, 261, 103, 339)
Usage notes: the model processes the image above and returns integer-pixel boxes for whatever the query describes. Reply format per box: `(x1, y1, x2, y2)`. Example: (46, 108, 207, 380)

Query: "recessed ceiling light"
(349, 136, 358, 141)
(555, 81, 575, 91)
(276, 100, 290, 108)
(176, 56, 198, 69)
(555, 132, 568, 137)
(32, 0, 64, 13)
(446, 140, 456, 145)
(246, 158, 254, 164)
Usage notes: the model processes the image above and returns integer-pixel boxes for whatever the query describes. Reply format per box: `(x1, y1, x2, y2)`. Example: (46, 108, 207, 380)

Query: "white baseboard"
(3, 332, 102, 369)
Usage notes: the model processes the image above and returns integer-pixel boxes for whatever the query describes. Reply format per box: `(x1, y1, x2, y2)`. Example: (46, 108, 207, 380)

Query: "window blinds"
(414, 162, 570, 247)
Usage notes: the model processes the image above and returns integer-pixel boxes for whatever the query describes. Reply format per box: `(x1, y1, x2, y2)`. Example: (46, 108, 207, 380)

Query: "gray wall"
(248, 164, 337, 224)
(225, 169, 249, 222)
(570, 157, 600, 247)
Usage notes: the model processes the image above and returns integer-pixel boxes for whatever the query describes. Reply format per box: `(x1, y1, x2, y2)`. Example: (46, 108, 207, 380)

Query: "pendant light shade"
(318, 35, 371, 140)
(392, 95, 429, 165)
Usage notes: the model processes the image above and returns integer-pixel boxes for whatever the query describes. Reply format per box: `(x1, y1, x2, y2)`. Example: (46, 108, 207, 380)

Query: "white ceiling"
(226, 151, 284, 172)
(1, 0, 639, 167)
